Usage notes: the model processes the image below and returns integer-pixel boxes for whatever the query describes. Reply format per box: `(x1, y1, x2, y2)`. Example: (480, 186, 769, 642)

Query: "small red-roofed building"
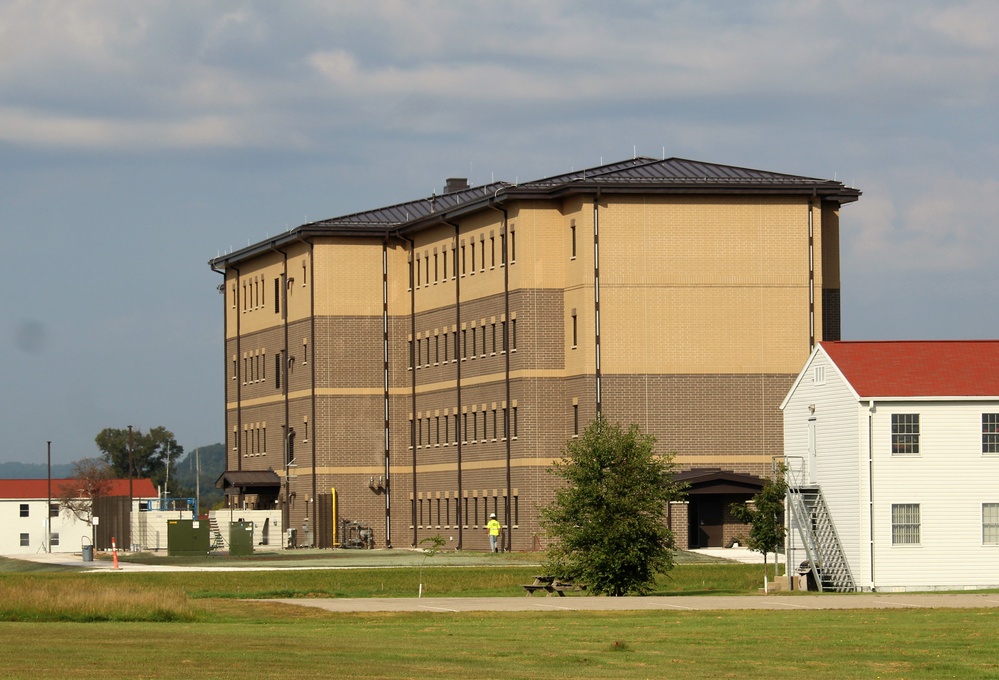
(781, 340, 999, 592)
(0, 478, 157, 554)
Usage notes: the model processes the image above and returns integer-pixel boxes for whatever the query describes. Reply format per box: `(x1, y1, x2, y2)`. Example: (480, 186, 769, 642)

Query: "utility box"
(229, 521, 254, 556)
(167, 519, 211, 556)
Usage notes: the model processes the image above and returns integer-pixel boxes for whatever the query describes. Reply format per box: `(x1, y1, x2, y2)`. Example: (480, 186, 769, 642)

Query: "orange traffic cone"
(111, 537, 119, 570)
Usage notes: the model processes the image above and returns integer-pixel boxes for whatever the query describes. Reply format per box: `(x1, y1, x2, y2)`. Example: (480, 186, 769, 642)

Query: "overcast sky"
(2, 1, 998, 464)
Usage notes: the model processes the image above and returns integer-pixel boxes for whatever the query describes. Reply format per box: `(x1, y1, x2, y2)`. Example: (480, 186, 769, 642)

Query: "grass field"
(0, 556, 996, 679)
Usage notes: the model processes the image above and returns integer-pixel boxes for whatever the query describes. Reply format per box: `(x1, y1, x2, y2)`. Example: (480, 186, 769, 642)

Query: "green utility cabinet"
(229, 521, 254, 556)
(167, 519, 211, 556)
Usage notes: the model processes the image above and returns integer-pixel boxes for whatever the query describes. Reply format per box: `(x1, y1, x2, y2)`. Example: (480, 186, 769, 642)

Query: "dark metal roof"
(215, 469, 281, 490)
(674, 468, 766, 495)
(210, 157, 860, 268)
(305, 182, 510, 230)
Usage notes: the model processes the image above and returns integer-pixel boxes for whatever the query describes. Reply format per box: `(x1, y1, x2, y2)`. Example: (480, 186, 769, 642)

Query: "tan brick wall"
(218, 190, 837, 551)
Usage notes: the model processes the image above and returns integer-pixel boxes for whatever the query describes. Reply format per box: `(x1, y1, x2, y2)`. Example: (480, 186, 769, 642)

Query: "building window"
(434, 253, 439, 283)
(983, 414, 999, 454)
(274, 278, 281, 314)
(571, 312, 578, 348)
(442, 251, 447, 281)
(490, 236, 496, 268)
(470, 241, 475, 274)
(512, 406, 519, 438)
(19, 533, 29, 547)
(511, 318, 518, 351)
(510, 228, 516, 262)
(19, 504, 28, 518)
(49, 503, 59, 518)
(891, 503, 920, 545)
(984, 504, 999, 545)
(573, 404, 579, 436)
(50, 533, 59, 547)
(570, 220, 576, 258)
(891, 414, 920, 455)
(424, 255, 429, 286)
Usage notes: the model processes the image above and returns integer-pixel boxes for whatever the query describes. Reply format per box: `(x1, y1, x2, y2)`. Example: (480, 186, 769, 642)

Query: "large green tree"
(730, 465, 788, 582)
(541, 417, 686, 596)
(94, 426, 183, 493)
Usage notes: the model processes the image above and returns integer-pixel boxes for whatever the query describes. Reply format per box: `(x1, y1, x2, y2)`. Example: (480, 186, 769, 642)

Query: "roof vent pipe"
(444, 178, 469, 194)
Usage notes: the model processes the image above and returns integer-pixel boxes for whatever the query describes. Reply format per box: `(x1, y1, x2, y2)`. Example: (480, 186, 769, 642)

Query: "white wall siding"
(0, 500, 92, 554)
(870, 400, 999, 590)
(783, 351, 865, 580)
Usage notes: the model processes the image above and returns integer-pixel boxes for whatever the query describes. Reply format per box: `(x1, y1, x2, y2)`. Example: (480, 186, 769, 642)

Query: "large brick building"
(209, 157, 860, 551)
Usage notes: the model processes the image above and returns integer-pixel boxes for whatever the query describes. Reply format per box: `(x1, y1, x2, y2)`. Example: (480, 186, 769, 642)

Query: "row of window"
(413, 406, 519, 448)
(234, 346, 307, 389)
(411, 229, 517, 289)
(890, 413, 999, 456)
(410, 319, 517, 369)
(891, 503, 999, 546)
(232, 261, 308, 312)
(413, 493, 519, 529)
(17, 503, 59, 518)
(18, 533, 59, 547)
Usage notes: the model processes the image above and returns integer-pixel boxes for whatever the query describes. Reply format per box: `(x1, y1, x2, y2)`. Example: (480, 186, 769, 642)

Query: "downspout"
(292, 234, 319, 547)
(442, 218, 464, 550)
(868, 399, 876, 591)
(808, 195, 816, 351)
(398, 234, 418, 547)
(212, 259, 241, 474)
(592, 193, 602, 415)
(269, 243, 291, 545)
(381, 240, 392, 548)
(485, 198, 512, 552)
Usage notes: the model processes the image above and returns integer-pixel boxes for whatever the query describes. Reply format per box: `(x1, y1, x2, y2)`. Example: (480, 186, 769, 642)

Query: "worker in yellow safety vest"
(486, 513, 502, 552)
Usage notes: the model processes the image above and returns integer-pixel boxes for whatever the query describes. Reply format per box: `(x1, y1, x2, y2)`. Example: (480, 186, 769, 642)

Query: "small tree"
(95, 426, 184, 492)
(541, 417, 686, 596)
(730, 465, 788, 583)
(57, 458, 114, 542)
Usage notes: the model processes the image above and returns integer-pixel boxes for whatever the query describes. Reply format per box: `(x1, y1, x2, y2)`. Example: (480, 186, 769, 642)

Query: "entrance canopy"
(215, 470, 281, 497)
(674, 468, 765, 495)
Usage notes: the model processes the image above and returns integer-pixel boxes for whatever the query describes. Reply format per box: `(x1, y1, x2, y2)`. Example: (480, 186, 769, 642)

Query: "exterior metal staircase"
(782, 457, 856, 592)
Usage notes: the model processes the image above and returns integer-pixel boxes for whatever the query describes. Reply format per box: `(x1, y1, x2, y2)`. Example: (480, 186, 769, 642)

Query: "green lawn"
(0, 557, 996, 678)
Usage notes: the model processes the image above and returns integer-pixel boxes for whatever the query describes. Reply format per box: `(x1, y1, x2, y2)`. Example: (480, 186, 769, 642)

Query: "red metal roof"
(820, 340, 999, 398)
(0, 478, 158, 500)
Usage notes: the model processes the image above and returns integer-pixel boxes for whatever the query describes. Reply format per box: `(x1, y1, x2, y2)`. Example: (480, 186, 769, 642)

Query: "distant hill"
(172, 443, 226, 511)
(0, 461, 75, 479)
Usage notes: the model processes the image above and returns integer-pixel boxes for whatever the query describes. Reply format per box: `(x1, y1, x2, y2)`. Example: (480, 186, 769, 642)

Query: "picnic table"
(522, 575, 585, 597)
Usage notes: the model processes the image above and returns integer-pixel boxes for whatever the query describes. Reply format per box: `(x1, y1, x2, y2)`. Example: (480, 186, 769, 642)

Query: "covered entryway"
(215, 470, 281, 510)
(674, 469, 765, 549)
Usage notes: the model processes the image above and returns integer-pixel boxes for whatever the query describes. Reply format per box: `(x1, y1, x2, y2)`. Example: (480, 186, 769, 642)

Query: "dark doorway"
(694, 497, 724, 548)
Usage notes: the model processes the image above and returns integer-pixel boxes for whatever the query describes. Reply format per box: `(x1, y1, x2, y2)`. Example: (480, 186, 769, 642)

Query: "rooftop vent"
(444, 177, 469, 194)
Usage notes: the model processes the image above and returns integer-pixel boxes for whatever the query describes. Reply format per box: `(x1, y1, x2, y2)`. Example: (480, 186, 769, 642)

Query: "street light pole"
(46, 441, 51, 554)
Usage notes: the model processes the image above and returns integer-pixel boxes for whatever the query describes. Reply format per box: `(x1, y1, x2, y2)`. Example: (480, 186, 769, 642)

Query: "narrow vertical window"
(510, 229, 516, 262)
(570, 220, 577, 258)
(490, 236, 496, 267)
(274, 278, 281, 314)
(491, 323, 496, 354)
(415, 258, 421, 287)
(571, 312, 578, 348)
(408, 340, 414, 369)
(984, 503, 999, 544)
(452, 245, 458, 278)
(462, 329, 467, 359)
(573, 404, 579, 436)
(472, 411, 478, 441)
(434, 335, 439, 365)
(409, 257, 414, 289)
(434, 253, 439, 283)
(891, 504, 920, 545)
(501, 232, 507, 265)
(983, 414, 999, 454)
(512, 406, 519, 438)
(480, 238, 486, 271)
(275, 353, 282, 390)
(891, 414, 920, 455)
(424, 255, 429, 286)
(512, 318, 518, 351)
(442, 251, 448, 281)
(443, 332, 448, 363)
(492, 410, 497, 440)
(501, 321, 507, 352)
(470, 241, 476, 274)
(461, 245, 466, 275)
